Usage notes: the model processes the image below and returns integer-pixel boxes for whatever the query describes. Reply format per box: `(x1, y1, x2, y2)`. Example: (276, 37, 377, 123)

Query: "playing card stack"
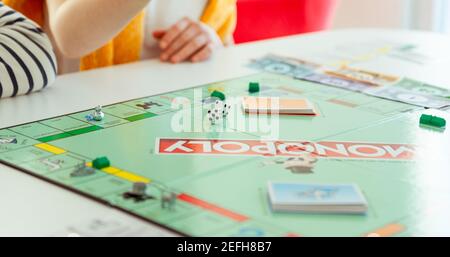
(268, 182, 368, 214)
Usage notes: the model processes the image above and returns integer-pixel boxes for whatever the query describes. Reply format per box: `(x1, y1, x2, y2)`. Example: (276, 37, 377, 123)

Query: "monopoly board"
(1, 72, 449, 236)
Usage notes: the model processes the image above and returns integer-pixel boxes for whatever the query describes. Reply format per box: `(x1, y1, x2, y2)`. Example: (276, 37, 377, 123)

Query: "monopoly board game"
(1, 71, 449, 236)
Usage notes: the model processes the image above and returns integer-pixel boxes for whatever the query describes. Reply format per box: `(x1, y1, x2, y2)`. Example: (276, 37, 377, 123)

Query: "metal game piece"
(284, 155, 318, 174)
(161, 191, 177, 210)
(123, 182, 155, 202)
(128, 182, 146, 196)
(70, 161, 96, 177)
(92, 105, 105, 121)
(0, 137, 18, 145)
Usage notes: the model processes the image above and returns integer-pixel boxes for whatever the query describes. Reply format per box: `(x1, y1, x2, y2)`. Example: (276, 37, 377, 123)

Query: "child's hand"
(153, 17, 222, 63)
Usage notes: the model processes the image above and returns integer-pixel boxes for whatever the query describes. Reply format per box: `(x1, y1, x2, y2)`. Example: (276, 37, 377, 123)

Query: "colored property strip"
(37, 132, 72, 143)
(36, 109, 157, 143)
(328, 99, 358, 108)
(34, 143, 66, 155)
(124, 112, 157, 122)
(114, 171, 151, 183)
(364, 223, 405, 237)
(86, 162, 151, 184)
(37, 125, 102, 143)
(67, 125, 103, 136)
(177, 193, 249, 222)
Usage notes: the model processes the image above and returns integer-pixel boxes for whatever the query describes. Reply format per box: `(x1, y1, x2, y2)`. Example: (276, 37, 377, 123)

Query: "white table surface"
(1, 29, 450, 236)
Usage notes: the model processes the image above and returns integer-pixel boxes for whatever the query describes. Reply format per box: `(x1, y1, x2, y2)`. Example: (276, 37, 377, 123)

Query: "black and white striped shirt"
(0, 2, 57, 98)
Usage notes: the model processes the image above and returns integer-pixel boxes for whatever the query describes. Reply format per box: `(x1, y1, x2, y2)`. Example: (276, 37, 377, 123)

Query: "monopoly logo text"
(157, 138, 414, 160)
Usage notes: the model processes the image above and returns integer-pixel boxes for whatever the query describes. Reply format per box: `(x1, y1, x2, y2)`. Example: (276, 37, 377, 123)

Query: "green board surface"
(1, 72, 449, 236)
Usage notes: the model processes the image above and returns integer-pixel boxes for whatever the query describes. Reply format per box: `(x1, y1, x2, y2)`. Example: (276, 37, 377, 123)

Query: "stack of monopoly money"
(250, 55, 450, 108)
(249, 54, 319, 79)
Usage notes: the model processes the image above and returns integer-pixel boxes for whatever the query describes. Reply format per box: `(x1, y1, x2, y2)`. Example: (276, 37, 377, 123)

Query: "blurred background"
(234, 0, 450, 43)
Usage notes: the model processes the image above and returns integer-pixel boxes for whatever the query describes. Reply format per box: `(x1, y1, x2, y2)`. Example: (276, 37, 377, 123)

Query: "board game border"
(0, 71, 420, 236)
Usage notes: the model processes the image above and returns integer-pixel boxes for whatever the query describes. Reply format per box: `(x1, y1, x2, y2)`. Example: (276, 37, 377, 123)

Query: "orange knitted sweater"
(3, 0, 236, 71)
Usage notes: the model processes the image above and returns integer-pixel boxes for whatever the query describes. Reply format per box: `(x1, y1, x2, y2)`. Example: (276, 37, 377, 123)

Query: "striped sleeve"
(0, 2, 57, 98)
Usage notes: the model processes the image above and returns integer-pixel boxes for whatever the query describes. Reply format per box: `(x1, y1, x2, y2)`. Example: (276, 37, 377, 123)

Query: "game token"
(136, 101, 162, 110)
(70, 161, 96, 177)
(85, 114, 94, 122)
(211, 90, 225, 101)
(248, 82, 260, 93)
(262, 155, 318, 174)
(161, 191, 177, 210)
(420, 114, 446, 128)
(283, 156, 318, 174)
(419, 114, 432, 124)
(123, 182, 155, 202)
(430, 116, 446, 127)
(92, 156, 110, 169)
(131, 182, 146, 196)
(92, 105, 105, 121)
(0, 137, 18, 144)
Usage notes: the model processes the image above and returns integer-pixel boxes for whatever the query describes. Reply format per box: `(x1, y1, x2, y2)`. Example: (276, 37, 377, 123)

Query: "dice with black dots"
(207, 100, 231, 125)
